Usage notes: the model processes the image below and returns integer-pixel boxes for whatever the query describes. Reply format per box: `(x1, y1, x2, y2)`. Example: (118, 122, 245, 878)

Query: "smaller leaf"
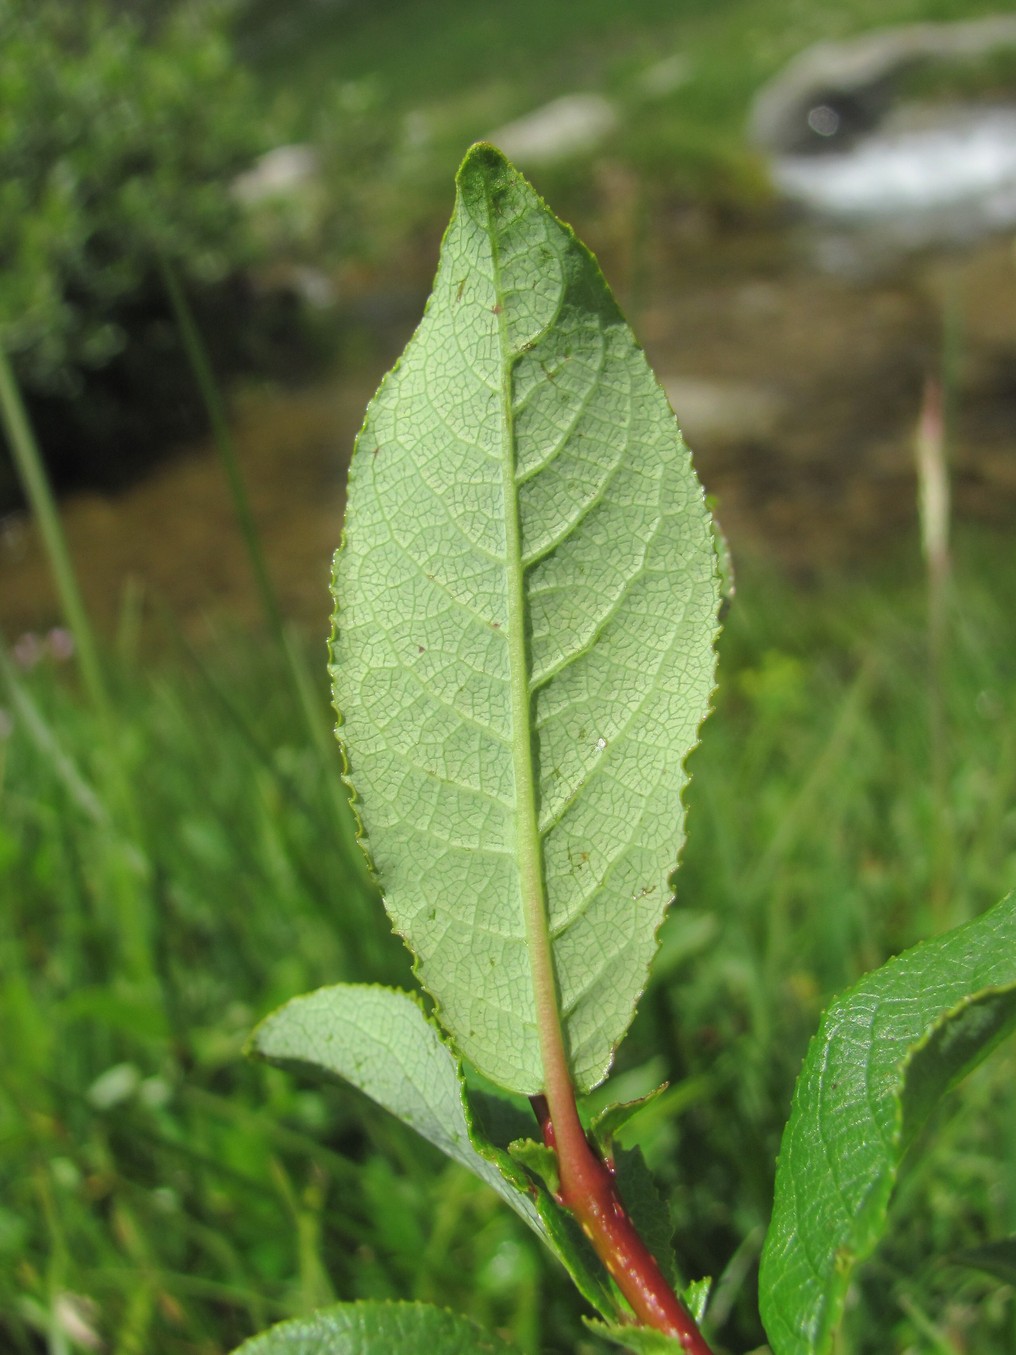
(508, 1137, 560, 1197)
(589, 1085, 669, 1152)
(585, 1318, 688, 1352)
(587, 1092, 682, 1291)
(502, 1135, 623, 1320)
(249, 985, 543, 1235)
(250, 985, 617, 1320)
(229, 1300, 523, 1354)
(681, 1278, 712, 1325)
(759, 891, 1016, 1355)
(532, 1186, 619, 1321)
(610, 1144, 681, 1290)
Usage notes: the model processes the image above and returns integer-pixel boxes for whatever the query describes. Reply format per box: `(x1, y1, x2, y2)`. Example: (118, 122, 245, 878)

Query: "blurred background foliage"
(2, 0, 1015, 1352)
(0, 0, 279, 494)
(3, 0, 1013, 505)
(0, 0, 258, 391)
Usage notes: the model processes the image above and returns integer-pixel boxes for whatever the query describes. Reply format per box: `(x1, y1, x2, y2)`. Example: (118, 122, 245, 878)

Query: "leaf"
(250, 985, 544, 1234)
(608, 1144, 680, 1289)
(507, 1136, 560, 1197)
(681, 1277, 712, 1325)
(228, 1300, 523, 1354)
(589, 1084, 670, 1150)
(503, 1132, 612, 1299)
(330, 142, 719, 1096)
(759, 891, 1016, 1355)
(250, 984, 618, 1320)
(585, 1318, 687, 1352)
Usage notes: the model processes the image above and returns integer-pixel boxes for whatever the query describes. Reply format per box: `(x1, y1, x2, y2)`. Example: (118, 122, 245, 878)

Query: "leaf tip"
(457, 141, 517, 203)
(459, 140, 510, 175)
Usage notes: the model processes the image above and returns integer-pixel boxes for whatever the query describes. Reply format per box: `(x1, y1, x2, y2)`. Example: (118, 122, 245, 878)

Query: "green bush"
(0, 0, 266, 400)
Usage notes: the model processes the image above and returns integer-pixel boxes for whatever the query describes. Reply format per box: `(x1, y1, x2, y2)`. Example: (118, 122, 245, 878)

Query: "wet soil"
(1, 222, 1013, 647)
(642, 226, 1016, 568)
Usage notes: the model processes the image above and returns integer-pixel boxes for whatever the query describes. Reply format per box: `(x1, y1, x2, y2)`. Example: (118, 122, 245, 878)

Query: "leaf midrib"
(482, 178, 567, 1098)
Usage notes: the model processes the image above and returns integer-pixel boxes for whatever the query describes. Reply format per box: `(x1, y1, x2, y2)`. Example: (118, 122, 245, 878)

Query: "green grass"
(0, 625, 589, 1353)
(2, 527, 1014, 1353)
(637, 530, 1016, 1347)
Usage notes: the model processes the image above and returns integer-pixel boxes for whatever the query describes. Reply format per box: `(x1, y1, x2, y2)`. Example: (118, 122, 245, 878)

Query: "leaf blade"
(251, 985, 625, 1319)
(228, 1300, 523, 1354)
(759, 891, 1016, 1355)
(331, 143, 719, 1094)
(249, 985, 546, 1238)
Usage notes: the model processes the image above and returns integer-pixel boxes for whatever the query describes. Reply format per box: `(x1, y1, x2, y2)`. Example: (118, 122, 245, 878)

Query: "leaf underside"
(759, 890, 1016, 1355)
(250, 985, 544, 1236)
(228, 1300, 523, 1354)
(250, 985, 618, 1320)
(330, 143, 719, 1095)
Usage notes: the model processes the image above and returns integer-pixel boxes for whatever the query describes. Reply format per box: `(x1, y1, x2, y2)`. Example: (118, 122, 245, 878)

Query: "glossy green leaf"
(760, 891, 1016, 1355)
(330, 143, 719, 1095)
(250, 984, 617, 1320)
(229, 1300, 522, 1354)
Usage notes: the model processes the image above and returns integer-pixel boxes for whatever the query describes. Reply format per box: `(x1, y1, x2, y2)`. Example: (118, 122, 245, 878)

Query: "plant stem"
(914, 372, 953, 922)
(481, 165, 714, 1354)
(158, 257, 284, 643)
(0, 345, 157, 988)
(0, 344, 110, 723)
(531, 1095, 715, 1352)
(159, 259, 374, 901)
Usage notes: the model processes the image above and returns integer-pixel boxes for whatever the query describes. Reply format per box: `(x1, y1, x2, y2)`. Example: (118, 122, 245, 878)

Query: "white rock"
(232, 144, 320, 206)
(774, 105, 1016, 220)
(749, 16, 1016, 153)
(662, 376, 786, 447)
(639, 54, 692, 98)
(487, 94, 617, 164)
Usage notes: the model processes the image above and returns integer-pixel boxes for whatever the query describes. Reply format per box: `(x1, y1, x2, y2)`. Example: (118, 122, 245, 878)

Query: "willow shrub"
(234, 146, 1016, 1355)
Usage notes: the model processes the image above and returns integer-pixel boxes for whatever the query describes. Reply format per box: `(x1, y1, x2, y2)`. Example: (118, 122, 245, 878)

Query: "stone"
(661, 376, 786, 447)
(232, 144, 320, 206)
(748, 16, 1016, 154)
(487, 94, 617, 165)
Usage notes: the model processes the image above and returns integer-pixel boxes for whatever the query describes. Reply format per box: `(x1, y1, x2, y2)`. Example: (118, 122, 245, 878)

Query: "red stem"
(530, 1095, 715, 1354)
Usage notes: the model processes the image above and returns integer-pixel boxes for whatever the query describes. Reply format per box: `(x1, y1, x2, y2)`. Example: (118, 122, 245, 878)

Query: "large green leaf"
(330, 143, 719, 1095)
(229, 1300, 522, 1354)
(759, 891, 1016, 1355)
